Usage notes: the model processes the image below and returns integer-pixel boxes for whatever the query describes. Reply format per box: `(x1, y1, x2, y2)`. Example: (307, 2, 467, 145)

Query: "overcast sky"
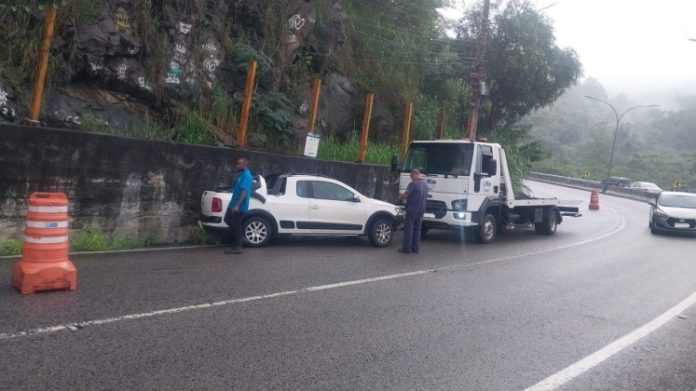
(441, 0, 696, 102)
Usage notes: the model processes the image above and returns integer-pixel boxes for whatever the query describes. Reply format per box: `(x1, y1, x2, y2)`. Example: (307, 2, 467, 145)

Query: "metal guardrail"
(527, 172, 658, 202)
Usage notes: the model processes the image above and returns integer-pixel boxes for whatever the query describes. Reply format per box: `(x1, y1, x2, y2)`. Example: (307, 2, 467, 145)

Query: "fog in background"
(440, 0, 696, 110)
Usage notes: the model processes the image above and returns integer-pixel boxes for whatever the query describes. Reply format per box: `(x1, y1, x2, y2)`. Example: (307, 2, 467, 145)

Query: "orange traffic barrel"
(589, 189, 600, 210)
(12, 192, 77, 295)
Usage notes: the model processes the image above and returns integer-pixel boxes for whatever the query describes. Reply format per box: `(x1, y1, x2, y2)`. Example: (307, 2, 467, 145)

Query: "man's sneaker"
(225, 247, 242, 254)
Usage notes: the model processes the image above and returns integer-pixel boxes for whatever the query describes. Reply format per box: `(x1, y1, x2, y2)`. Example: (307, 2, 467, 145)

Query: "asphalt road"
(1, 181, 695, 390)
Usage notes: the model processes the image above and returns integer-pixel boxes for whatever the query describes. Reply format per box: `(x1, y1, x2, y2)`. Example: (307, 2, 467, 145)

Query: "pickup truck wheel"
(369, 219, 394, 247)
(535, 210, 558, 235)
(420, 226, 430, 239)
(242, 216, 272, 247)
(477, 214, 497, 244)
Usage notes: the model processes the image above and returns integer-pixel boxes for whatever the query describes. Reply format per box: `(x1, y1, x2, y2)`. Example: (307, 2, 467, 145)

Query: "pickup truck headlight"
(395, 206, 405, 215)
(451, 199, 467, 211)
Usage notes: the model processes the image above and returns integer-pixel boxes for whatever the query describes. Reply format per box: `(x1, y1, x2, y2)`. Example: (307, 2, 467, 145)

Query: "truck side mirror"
(390, 155, 400, 172)
(485, 159, 497, 176)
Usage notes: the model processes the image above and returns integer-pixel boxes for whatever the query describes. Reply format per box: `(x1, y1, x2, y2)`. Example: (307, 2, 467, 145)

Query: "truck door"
(472, 144, 501, 198)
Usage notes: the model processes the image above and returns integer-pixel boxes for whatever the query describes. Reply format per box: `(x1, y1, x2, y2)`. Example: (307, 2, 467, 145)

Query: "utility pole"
(464, 0, 490, 141)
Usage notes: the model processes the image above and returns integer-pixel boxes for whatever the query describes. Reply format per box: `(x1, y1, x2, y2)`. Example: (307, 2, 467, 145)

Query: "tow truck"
(395, 139, 582, 243)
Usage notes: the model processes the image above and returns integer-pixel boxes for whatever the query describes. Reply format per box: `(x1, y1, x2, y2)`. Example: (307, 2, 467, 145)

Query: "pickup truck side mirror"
(390, 155, 400, 173)
(648, 200, 657, 207)
(352, 195, 361, 203)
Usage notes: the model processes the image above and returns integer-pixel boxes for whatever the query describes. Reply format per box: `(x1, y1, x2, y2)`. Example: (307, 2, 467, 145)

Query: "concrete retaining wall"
(0, 124, 398, 243)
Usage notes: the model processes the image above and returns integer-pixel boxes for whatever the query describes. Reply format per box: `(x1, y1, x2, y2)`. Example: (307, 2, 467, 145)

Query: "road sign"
(583, 170, 592, 178)
(673, 179, 683, 189)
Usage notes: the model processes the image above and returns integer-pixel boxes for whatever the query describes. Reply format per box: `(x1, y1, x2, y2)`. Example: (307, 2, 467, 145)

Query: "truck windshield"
(403, 143, 474, 176)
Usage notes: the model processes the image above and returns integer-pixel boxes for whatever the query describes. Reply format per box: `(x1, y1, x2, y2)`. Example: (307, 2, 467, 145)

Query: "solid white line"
(0, 269, 436, 341)
(525, 290, 696, 391)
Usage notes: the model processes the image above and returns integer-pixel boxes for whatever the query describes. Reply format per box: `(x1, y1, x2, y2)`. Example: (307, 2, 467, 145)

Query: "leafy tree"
(457, 0, 582, 131)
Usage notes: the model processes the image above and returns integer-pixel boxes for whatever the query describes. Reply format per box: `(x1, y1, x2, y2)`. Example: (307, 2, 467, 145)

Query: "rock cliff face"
(0, 0, 363, 144)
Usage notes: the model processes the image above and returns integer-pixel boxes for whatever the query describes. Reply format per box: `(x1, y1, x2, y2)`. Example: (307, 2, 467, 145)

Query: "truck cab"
(398, 140, 580, 243)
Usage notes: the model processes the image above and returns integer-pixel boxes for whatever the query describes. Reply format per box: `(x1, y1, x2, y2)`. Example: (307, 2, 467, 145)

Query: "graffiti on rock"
(298, 101, 309, 115)
(128, 46, 139, 55)
(173, 43, 188, 63)
(54, 110, 83, 126)
(178, 22, 192, 35)
(0, 89, 15, 121)
(203, 58, 221, 74)
(138, 76, 153, 92)
(0, 107, 16, 121)
(288, 14, 306, 31)
(116, 8, 132, 31)
(117, 62, 128, 80)
(165, 61, 183, 85)
(202, 41, 218, 52)
(90, 62, 104, 72)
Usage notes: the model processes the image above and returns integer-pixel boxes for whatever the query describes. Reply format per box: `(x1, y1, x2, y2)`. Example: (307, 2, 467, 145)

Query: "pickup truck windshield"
(403, 143, 474, 176)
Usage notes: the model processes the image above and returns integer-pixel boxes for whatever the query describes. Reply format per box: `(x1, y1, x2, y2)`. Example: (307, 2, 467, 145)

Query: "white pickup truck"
(199, 173, 403, 247)
(396, 140, 582, 243)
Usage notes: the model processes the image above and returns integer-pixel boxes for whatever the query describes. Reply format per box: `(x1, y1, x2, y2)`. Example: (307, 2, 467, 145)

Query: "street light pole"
(584, 96, 659, 185)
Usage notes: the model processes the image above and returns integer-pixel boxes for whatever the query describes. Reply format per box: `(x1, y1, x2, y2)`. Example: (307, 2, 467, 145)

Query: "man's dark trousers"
(402, 211, 423, 253)
(224, 209, 245, 248)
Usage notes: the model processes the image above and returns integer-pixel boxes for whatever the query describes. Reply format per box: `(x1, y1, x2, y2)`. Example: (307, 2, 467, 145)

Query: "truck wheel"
(369, 219, 394, 247)
(477, 214, 497, 244)
(242, 216, 273, 247)
(535, 210, 558, 235)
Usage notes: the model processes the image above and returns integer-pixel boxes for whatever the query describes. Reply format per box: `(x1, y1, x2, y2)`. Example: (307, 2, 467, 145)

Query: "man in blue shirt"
(224, 157, 253, 254)
(398, 169, 428, 254)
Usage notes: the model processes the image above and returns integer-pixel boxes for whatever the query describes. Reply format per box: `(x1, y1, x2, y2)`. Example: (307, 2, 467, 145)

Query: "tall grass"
(317, 133, 399, 165)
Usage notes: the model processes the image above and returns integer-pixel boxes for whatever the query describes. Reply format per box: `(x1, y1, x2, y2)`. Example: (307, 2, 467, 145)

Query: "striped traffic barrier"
(12, 192, 77, 295)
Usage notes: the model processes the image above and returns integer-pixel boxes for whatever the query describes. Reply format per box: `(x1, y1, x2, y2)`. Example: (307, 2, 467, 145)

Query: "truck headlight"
(654, 208, 667, 218)
(451, 199, 467, 211)
(395, 207, 405, 215)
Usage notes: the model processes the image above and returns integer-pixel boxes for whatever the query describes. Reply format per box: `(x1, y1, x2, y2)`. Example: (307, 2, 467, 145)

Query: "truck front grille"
(426, 200, 448, 219)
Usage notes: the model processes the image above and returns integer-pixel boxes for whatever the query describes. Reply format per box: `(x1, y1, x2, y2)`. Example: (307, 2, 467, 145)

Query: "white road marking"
(0, 269, 436, 341)
(525, 291, 696, 391)
(0, 207, 626, 342)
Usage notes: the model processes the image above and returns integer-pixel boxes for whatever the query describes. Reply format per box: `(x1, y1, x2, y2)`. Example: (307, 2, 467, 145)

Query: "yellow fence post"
(401, 101, 413, 161)
(308, 78, 322, 133)
(436, 108, 446, 139)
(27, 4, 58, 124)
(357, 92, 375, 163)
(237, 60, 258, 147)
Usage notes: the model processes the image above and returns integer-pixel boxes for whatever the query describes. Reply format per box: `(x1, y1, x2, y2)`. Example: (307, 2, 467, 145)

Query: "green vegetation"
(1, 239, 22, 256)
(1, 0, 582, 174)
(70, 228, 153, 252)
(317, 134, 399, 165)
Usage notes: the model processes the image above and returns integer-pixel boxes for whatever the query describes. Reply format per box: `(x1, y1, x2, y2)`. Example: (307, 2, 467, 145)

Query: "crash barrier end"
(589, 189, 600, 210)
(11, 192, 77, 295)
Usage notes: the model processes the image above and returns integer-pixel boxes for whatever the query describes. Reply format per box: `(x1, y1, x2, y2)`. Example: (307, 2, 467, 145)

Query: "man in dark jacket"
(398, 169, 428, 254)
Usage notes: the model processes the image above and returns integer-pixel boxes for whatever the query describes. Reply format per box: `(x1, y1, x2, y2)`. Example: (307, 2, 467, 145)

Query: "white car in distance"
(199, 174, 403, 247)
